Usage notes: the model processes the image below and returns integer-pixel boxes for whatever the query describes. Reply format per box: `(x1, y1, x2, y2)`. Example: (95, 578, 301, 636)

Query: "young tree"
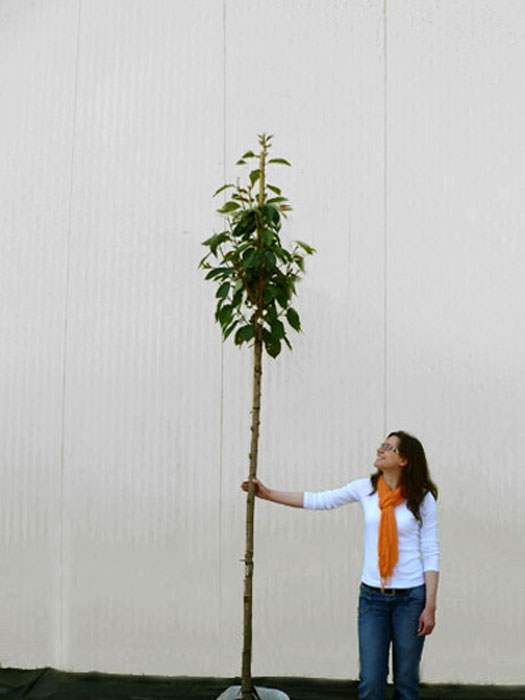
(200, 134, 314, 700)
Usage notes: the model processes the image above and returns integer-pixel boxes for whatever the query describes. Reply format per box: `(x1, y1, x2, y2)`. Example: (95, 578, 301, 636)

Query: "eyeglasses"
(379, 442, 399, 454)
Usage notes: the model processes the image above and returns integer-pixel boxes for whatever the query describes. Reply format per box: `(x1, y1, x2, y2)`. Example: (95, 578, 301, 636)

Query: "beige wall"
(1, 0, 524, 684)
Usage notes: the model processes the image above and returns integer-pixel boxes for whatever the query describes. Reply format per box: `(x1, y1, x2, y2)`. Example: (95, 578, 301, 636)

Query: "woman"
(241, 430, 439, 700)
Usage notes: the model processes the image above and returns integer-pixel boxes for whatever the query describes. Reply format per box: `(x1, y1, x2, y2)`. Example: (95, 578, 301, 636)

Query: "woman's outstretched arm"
(241, 477, 304, 508)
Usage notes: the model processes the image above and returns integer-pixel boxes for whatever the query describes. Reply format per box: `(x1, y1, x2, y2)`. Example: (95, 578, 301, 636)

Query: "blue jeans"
(358, 583, 426, 700)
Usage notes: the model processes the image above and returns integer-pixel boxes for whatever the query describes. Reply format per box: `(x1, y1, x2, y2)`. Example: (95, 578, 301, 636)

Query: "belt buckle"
(382, 588, 396, 596)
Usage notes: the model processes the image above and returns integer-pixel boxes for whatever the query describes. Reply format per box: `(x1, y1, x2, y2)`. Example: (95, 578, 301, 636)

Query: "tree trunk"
(240, 324, 263, 700)
(240, 145, 267, 700)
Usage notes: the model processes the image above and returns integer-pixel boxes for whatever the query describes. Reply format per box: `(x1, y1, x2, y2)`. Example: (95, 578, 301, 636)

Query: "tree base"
(215, 685, 290, 700)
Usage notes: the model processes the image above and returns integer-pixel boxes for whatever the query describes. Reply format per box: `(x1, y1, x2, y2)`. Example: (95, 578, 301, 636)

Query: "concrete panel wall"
(0, 0, 79, 666)
(0, 0, 523, 684)
(60, 0, 224, 675)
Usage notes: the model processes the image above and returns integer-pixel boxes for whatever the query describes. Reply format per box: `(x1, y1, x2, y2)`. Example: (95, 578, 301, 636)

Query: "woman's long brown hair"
(370, 430, 438, 521)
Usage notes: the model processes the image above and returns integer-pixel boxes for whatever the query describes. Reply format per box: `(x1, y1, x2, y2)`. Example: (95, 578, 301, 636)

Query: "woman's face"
(374, 435, 407, 471)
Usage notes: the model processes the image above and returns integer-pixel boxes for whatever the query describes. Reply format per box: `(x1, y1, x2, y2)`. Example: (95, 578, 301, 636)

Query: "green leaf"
(283, 336, 292, 350)
(267, 196, 288, 204)
(267, 184, 281, 195)
(236, 159, 246, 165)
(263, 287, 277, 304)
(233, 209, 257, 237)
(275, 293, 288, 309)
(202, 232, 225, 247)
(242, 151, 257, 159)
(205, 267, 235, 280)
(263, 330, 282, 358)
(213, 184, 234, 197)
(205, 268, 223, 280)
(269, 318, 285, 339)
(261, 204, 280, 227)
(231, 287, 243, 307)
(268, 158, 291, 166)
(249, 169, 260, 186)
(202, 231, 230, 256)
(286, 307, 301, 332)
(262, 228, 274, 246)
(232, 193, 250, 204)
(218, 201, 241, 214)
(296, 240, 316, 255)
(266, 302, 278, 322)
(235, 324, 255, 344)
(223, 319, 239, 340)
(198, 252, 210, 268)
(216, 281, 230, 300)
(274, 245, 291, 263)
(218, 305, 234, 326)
(264, 250, 276, 268)
(274, 284, 290, 309)
(241, 248, 258, 270)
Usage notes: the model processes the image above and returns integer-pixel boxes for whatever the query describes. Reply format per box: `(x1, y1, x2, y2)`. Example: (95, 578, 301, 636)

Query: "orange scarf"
(377, 475, 405, 589)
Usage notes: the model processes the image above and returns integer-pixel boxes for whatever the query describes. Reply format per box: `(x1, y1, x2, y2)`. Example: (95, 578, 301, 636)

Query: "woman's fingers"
(240, 478, 260, 493)
(417, 612, 425, 636)
(417, 609, 435, 637)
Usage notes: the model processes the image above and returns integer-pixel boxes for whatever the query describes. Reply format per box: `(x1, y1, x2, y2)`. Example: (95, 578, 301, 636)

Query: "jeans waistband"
(361, 582, 414, 596)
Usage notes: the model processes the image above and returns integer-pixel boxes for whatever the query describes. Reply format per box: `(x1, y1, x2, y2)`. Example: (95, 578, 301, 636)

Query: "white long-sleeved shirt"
(303, 477, 439, 588)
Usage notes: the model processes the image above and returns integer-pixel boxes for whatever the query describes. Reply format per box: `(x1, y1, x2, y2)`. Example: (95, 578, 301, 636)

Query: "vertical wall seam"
(383, 0, 388, 435)
(218, 0, 227, 672)
(58, 0, 82, 668)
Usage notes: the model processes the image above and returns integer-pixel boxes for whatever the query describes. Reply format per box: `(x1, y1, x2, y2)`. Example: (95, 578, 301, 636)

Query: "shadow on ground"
(0, 668, 523, 699)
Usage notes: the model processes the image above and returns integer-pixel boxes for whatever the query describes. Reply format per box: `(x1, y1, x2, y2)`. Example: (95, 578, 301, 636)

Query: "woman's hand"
(241, 477, 270, 500)
(240, 479, 304, 508)
(417, 606, 436, 636)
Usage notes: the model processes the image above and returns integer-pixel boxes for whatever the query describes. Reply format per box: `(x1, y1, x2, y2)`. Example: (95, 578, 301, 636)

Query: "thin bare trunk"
(240, 146, 267, 700)
(240, 325, 263, 700)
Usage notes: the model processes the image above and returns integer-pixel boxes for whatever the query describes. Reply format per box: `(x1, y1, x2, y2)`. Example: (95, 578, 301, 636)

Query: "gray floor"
(0, 669, 523, 699)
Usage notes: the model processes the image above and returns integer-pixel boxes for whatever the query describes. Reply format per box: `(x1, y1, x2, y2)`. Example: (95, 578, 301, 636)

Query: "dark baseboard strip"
(0, 668, 522, 699)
